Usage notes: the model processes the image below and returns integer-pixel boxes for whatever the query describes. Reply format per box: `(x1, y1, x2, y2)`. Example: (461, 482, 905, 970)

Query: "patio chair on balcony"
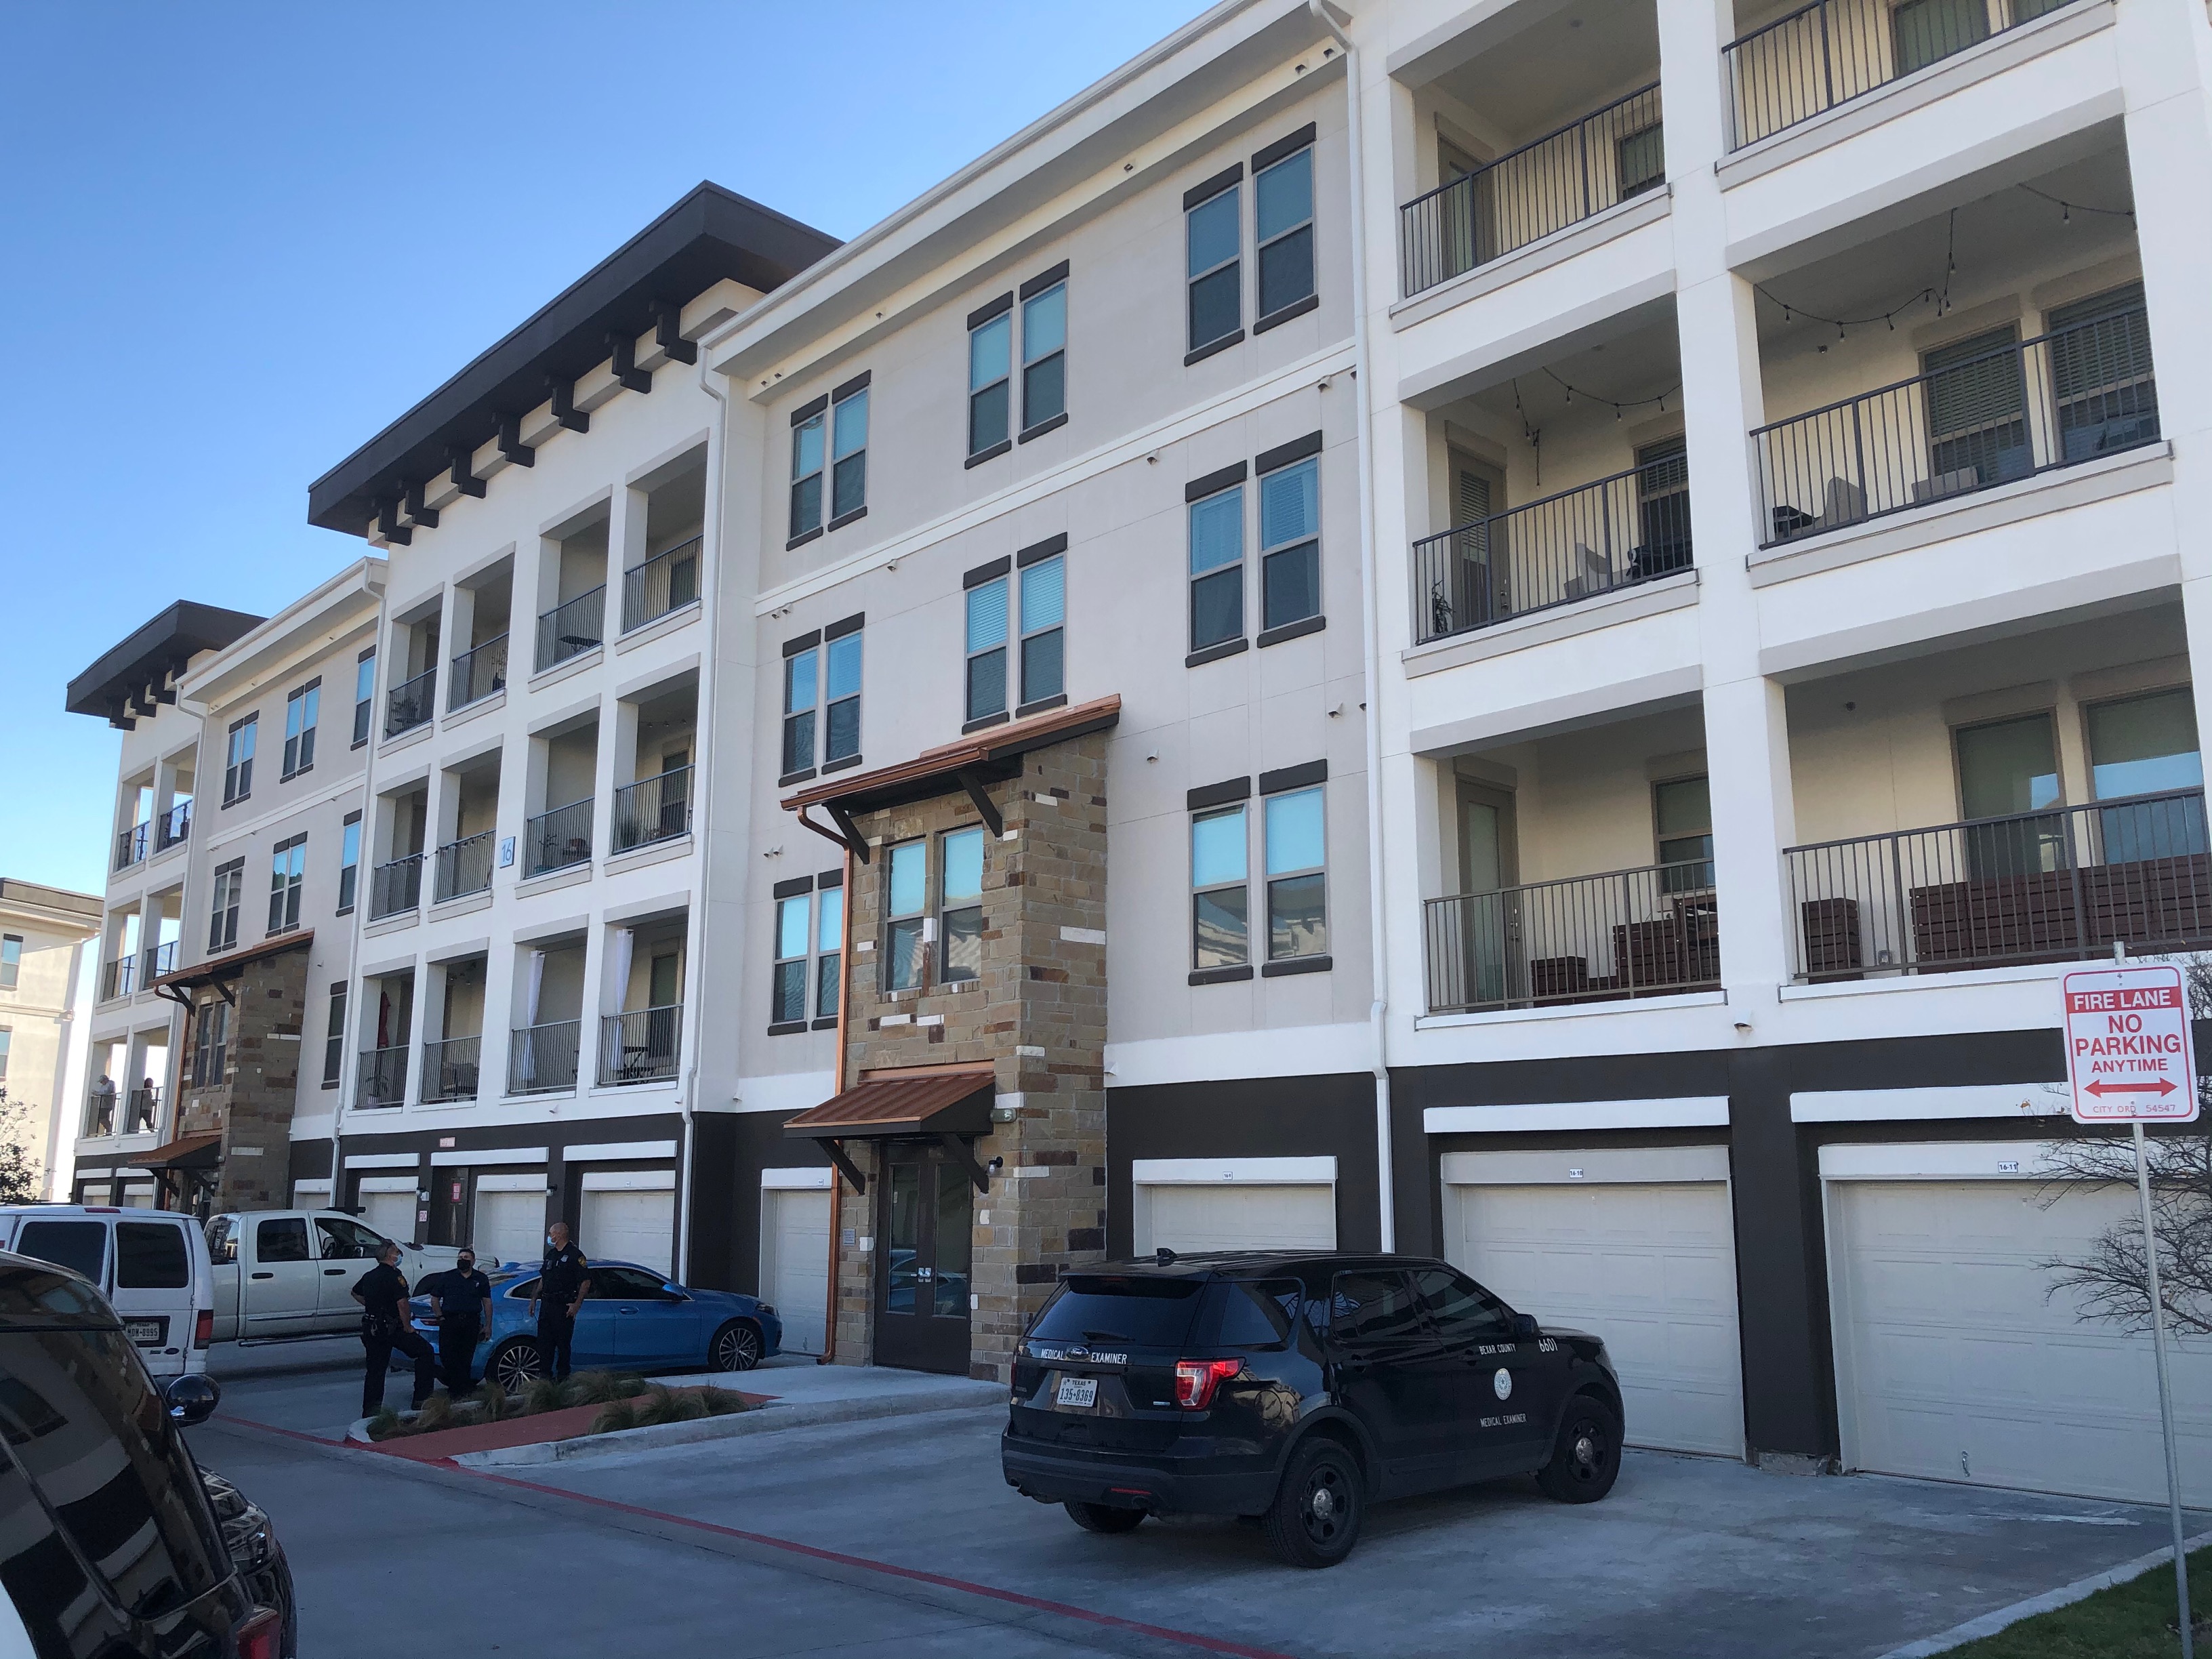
(1563, 542, 1614, 601)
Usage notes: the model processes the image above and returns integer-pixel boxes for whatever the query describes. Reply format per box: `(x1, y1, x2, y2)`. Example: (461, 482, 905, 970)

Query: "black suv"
(1001, 1251, 1623, 1567)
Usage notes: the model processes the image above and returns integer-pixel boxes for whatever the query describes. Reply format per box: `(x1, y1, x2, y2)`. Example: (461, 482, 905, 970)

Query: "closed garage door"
(581, 1186, 676, 1278)
(472, 1186, 546, 1269)
(359, 1189, 417, 1244)
(762, 1187, 830, 1356)
(1140, 1184, 1336, 1254)
(1450, 1169, 1744, 1458)
(1832, 1179, 2212, 1504)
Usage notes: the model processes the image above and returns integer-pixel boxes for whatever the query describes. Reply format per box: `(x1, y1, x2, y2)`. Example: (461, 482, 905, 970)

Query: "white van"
(0, 1205, 215, 1378)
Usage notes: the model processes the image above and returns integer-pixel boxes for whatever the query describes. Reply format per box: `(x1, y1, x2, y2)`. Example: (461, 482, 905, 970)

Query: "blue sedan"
(409, 1260, 782, 1392)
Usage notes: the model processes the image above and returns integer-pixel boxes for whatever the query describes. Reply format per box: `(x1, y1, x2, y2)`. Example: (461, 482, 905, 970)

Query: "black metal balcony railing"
(101, 956, 136, 1001)
(1784, 789, 2212, 981)
(1424, 861, 1720, 1015)
(613, 766, 693, 853)
(509, 1020, 581, 1096)
(1399, 84, 1662, 298)
(157, 799, 191, 852)
(115, 821, 150, 871)
(422, 1035, 482, 1104)
(385, 667, 436, 738)
(600, 1005, 682, 1086)
(125, 1085, 160, 1135)
(359, 1045, 409, 1109)
(432, 832, 495, 904)
(1727, 0, 2078, 149)
(369, 852, 426, 919)
(527, 799, 594, 877)
(142, 940, 178, 984)
(1412, 456, 1692, 645)
(84, 1086, 116, 1137)
(622, 537, 701, 634)
(449, 634, 509, 710)
(536, 587, 605, 672)
(1753, 306, 2156, 549)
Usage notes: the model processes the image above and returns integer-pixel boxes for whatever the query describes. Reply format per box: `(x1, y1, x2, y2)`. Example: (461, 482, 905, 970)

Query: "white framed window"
(1263, 785, 1327, 962)
(830, 382, 869, 523)
(965, 572, 1010, 725)
(209, 859, 243, 954)
(268, 834, 306, 935)
(782, 640, 819, 777)
(789, 377, 870, 543)
(0, 935, 18, 990)
(884, 840, 926, 992)
(224, 715, 256, 806)
(1191, 804, 1249, 970)
(0, 1028, 9, 1082)
(967, 298, 1012, 457)
(1189, 479, 1244, 652)
(282, 679, 320, 779)
(1021, 271, 1067, 434)
(939, 827, 985, 984)
(781, 623, 864, 778)
(1186, 173, 1242, 356)
(191, 1000, 228, 1088)
(1258, 450, 1321, 636)
(965, 548, 1067, 725)
(337, 811, 362, 914)
(1254, 140, 1315, 324)
(352, 648, 376, 747)
(773, 891, 811, 1026)
(322, 982, 347, 1087)
(815, 878, 843, 1020)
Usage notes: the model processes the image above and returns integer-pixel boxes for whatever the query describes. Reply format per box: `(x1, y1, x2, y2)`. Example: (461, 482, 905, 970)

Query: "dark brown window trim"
(1252, 124, 1317, 175)
(767, 1021, 807, 1037)
(785, 527, 823, 552)
(819, 868, 844, 890)
(1015, 693, 1069, 720)
(831, 369, 872, 402)
(1260, 759, 1328, 794)
(821, 754, 863, 775)
(279, 764, 315, 783)
(960, 711, 1012, 735)
(322, 1078, 340, 1090)
(1186, 462, 1248, 504)
(825, 613, 864, 642)
(1017, 411, 1069, 444)
(1187, 776, 1251, 811)
(352, 739, 369, 752)
(773, 874, 817, 899)
(334, 905, 354, 918)
(967, 292, 1013, 329)
(964, 556, 1012, 590)
(778, 767, 817, 788)
(1261, 954, 1332, 978)
(1257, 615, 1326, 649)
(1020, 261, 1071, 301)
(792, 394, 829, 426)
(965, 440, 1012, 469)
(783, 630, 823, 658)
(1256, 430, 1326, 475)
(1253, 293, 1320, 336)
(1183, 163, 1243, 211)
(826, 506, 868, 533)
(811, 1015, 840, 1031)
(1184, 330, 1244, 368)
(1185, 638, 1248, 668)
(1016, 533, 1067, 568)
(1189, 964, 1254, 985)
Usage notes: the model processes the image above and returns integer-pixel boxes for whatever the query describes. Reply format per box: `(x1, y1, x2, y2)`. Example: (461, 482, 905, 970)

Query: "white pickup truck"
(206, 1209, 465, 1343)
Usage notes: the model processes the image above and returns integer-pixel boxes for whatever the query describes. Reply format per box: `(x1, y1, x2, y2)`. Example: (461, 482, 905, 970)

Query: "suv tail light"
(194, 1309, 214, 1349)
(233, 1608, 281, 1659)
(1173, 1357, 1242, 1410)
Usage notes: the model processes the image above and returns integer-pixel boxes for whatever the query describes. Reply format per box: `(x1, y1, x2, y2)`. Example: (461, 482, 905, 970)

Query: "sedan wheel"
(710, 1321, 762, 1372)
(487, 1339, 542, 1393)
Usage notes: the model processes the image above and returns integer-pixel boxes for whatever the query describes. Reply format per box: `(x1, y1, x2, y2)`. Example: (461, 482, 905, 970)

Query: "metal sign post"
(2063, 954, 2195, 1658)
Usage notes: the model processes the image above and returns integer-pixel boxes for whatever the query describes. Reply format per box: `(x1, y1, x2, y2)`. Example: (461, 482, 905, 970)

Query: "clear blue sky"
(0, 0, 1210, 897)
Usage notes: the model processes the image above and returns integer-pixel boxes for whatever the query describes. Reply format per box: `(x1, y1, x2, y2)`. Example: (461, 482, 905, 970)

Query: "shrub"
(589, 1399, 638, 1435)
(365, 1408, 402, 1441)
(474, 1381, 512, 1422)
(411, 1393, 455, 1433)
(521, 1377, 562, 1414)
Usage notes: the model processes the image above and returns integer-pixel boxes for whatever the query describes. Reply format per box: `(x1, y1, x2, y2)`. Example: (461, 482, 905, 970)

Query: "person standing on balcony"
(87, 1076, 116, 1136)
(527, 1221, 590, 1382)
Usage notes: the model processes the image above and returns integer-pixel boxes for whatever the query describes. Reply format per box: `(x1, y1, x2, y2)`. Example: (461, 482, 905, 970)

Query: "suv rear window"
(116, 1223, 189, 1290)
(1029, 1276, 1206, 1349)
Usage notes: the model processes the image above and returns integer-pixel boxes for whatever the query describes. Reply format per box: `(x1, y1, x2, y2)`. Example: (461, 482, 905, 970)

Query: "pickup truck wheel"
(709, 1321, 762, 1372)
(487, 1339, 542, 1393)
(1262, 1438, 1363, 1568)
(1063, 1502, 1145, 1534)
(1536, 1393, 1622, 1504)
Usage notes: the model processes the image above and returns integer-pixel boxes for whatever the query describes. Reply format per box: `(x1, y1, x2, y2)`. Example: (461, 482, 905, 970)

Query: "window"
(2048, 283, 2158, 461)
(1653, 776, 1714, 892)
(940, 826, 985, 984)
(190, 1000, 228, 1088)
(781, 624, 863, 778)
(1258, 452, 1319, 634)
(2087, 689, 2205, 863)
(1189, 482, 1244, 651)
(1923, 326, 2029, 489)
(816, 878, 843, 1019)
(823, 627, 861, 765)
(115, 1223, 189, 1290)
(0, 935, 18, 990)
(1616, 123, 1666, 199)
(965, 556, 1065, 723)
(352, 649, 375, 746)
(1410, 1265, 1513, 1343)
(1186, 176, 1242, 354)
(1263, 785, 1327, 961)
(790, 406, 826, 540)
(282, 679, 319, 778)
(316, 1216, 384, 1259)
(782, 643, 818, 776)
(1254, 142, 1315, 323)
(773, 893, 810, 1025)
(831, 384, 869, 523)
(322, 982, 347, 1087)
(1955, 714, 2064, 880)
(337, 811, 362, 914)
(267, 834, 306, 935)
(968, 300, 1012, 457)
(208, 859, 243, 953)
(1329, 1270, 1425, 1345)
(1018, 555, 1065, 708)
(1636, 436, 1692, 572)
(884, 840, 926, 991)
(15, 1220, 105, 1283)
(223, 715, 256, 806)
(1892, 0, 1987, 77)
(0, 1028, 9, 1081)
(1191, 804, 1248, 969)
(1021, 276, 1067, 433)
(255, 1217, 309, 1263)
(966, 574, 1010, 724)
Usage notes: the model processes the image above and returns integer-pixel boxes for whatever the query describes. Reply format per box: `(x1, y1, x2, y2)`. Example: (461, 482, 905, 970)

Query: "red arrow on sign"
(2085, 1077, 2179, 1097)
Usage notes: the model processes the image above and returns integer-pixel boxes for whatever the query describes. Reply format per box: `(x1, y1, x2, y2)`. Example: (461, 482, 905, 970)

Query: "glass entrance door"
(875, 1142, 974, 1374)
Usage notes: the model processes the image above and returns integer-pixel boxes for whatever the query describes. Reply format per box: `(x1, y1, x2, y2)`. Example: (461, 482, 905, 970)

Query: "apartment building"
(0, 880, 101, 1197)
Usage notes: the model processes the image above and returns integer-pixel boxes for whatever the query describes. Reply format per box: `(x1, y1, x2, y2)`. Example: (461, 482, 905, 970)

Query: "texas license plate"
(124, 1319, 165, 1347)
(1054, 1374, 1099, 1410)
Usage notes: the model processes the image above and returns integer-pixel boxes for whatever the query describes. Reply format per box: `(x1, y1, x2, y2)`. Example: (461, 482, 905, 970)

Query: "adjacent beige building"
(0, 880, 100, 1198)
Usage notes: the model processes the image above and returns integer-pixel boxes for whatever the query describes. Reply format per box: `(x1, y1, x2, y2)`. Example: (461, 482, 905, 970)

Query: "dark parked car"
(0, 1248, 293, 1655)
(1001, 1251, 1624, 1568)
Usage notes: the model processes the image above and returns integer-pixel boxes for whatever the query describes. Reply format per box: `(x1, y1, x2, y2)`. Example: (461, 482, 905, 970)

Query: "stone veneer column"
(181, 947, 308, 1212)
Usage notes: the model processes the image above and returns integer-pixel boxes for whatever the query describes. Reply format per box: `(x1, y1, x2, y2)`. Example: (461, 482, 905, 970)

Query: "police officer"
(428, 1249, 493, 1395)
(350, 1241, 437, 1418)
(526, 1221, 590, 1382)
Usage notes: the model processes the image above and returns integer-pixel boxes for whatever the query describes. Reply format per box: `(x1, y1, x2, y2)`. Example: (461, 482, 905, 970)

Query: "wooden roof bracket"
(956, 769, 1004, 839)
(938, 1132, 992, 1195)
(821, 1137, 867, 1197)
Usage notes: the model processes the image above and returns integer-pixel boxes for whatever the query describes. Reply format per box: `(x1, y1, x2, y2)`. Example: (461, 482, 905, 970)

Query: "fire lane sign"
(2061, 964, 2200, 1124)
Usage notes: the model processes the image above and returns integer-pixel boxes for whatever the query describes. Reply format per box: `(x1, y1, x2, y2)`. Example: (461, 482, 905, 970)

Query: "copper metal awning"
(148, 931, 313, 1010)
(783, 1070, 996, 1193)
(129, 1132, 223, 1170)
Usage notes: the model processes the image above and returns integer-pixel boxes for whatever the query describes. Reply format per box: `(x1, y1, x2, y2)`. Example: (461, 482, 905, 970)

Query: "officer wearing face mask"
(526, 1221, 590, 1382)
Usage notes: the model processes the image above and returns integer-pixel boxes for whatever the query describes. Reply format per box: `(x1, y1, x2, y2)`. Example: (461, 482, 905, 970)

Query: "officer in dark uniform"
(428, 1249, 493, 1395)
(350, 1241, 437, 1418)
(527, 1221, 590, 1382)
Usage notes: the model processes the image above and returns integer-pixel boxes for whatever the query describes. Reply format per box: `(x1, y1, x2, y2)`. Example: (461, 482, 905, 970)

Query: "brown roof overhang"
(130, 1132, 224, 1171)
(150, 931, 313, 1007)
(782, 1069, 997, 1195)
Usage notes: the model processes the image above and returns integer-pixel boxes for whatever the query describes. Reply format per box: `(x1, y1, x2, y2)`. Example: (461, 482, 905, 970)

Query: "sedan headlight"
(756, 1303, 777, 1316)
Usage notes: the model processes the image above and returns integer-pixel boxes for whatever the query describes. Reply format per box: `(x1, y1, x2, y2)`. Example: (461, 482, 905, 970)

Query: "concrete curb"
(1877, 1527, 2212, 1657)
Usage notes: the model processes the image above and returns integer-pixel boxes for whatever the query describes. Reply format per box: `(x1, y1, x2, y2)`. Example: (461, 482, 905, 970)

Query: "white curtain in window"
(609, 928, 636, 1017)
(518, 949, 547, 1087)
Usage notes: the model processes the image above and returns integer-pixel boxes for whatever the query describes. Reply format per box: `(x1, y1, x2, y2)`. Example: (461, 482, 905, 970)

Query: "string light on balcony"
(1759, 209, 1963, 336)
(2017, 183, 2134, 223)
(1538, 368, 1681, 420)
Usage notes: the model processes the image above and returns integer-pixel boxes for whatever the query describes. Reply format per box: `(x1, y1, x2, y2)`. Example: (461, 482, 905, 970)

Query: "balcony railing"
(359, 1044, 409, 1109)
(508, 1019, 581, 1096)
(157, 799, 191, 852)
(432, 832, 495, 903)
(526, 799, 593, 877)
(385, 667, 436, 738)
(1399, 83, 1662, 298)
(142, 940, 178, 984)
(83, 1086, 116, 1137)
(369, 852, 426, 919)
(536, 587, 605, 672)
(115, 821, 150, 871)
(613, 766, 693, 853)
(1784, 789, 2212, 981)
(621, 537, 701, 634)
(1726, 0, 2079, 149)
(1753, 305, 2156, 549)
(125, 1085, 160, 1135)
(449, 634, 508, 710)
(422, 1035, 482, 1104)
(1423, 861, 1720, 1015)
(101, 956, 136, 1001)
(600, 1005, 682, 1086)
(1412, 455, 1692, 645)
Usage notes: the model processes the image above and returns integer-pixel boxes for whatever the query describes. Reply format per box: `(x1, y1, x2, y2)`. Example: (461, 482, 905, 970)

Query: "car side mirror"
(1511, 1313, 1540, 1340)
(662, 1284, 689, 1298)
(163, 1373, 221, 1428)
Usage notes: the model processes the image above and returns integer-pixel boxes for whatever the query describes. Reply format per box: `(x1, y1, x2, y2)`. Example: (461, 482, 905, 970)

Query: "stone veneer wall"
(177, 946, 308, 1210)
(832, 729, 1110, 1381)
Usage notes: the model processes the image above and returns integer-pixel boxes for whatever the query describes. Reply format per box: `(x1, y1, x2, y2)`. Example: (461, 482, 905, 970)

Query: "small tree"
(0, 1088, 43, 1207)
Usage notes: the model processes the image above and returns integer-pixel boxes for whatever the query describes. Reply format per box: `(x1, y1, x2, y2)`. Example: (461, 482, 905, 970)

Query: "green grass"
(1945, 1545, 2209, 1658)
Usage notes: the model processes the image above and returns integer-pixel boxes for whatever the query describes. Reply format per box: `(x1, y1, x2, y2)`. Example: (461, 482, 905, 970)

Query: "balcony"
(422, 1035, 481, 1103)
(600, 1005, 681, 1086)
(508, 1020, 581, 1096)
(156, 799, 191, 853)
(1725, 0, 2083, 150)
(449, 636, 508, 710)
(1400, 83, 1663, 299)
(1413, 454, 1691, 645)
(1423, 861, 1720, 1015)
(125, 1085, 159, 1135)
(358, 1045, 409, 1109)
(101, 956, 136, 1002)
(83, 1085, 115, 1137)
(526, 800, 594, 878)
(385, 667, 436, 739)
(142, 940, 178, 984)
(536, 587, 605, 672)
(369, 852, 425, 920)
(613, 767, 692, 853)
(621, 538, 701, 634)
(432, 832, 494, 904)
(1784, 789, 2212, 980)
(114, 821, 150, 872)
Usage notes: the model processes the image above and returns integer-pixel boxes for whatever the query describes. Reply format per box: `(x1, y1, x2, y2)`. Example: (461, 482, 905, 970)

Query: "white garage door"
(581, 1188, 676, 1279)
(1453, 1181, 1744, 1457)
(472, 1187, 547, 1270)
(1832, 1180, 2212, 1504)
(762, 1189, 830, 1355)
(359, 1189, 417, 1244)
(1140, 1184, 1336, 1254)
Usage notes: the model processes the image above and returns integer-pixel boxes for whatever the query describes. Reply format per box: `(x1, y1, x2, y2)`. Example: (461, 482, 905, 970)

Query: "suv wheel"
(1536, 1393, 1622, 1503)
(1263, 1438, 1363, 1568)
(1063, 1501, 1145, 1534)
